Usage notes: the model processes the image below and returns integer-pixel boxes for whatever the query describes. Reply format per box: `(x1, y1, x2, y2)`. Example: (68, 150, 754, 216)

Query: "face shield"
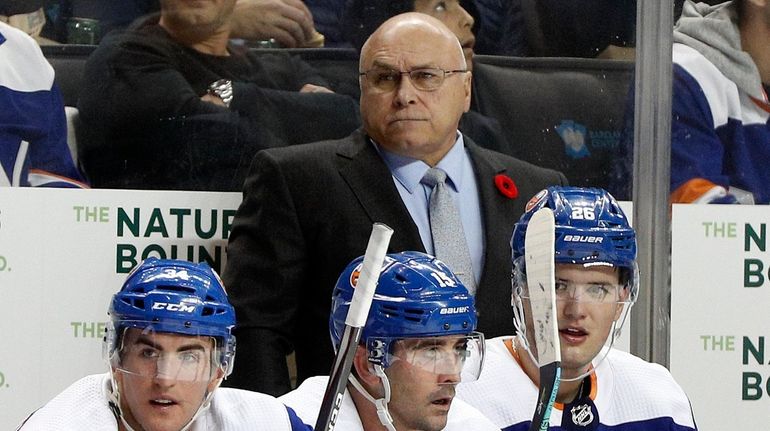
(367, 332, 485, 384)
(104, 321, 232, 383)
(512, 257, 638, 381)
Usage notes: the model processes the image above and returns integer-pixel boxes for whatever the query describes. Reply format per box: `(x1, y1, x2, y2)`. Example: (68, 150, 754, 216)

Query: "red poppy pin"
(494, 174, 518, 199)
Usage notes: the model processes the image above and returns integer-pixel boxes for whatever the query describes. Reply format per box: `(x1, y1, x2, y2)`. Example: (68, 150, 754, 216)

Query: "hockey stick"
(314, 222, 394, 431)
(525, 208, 561, 431)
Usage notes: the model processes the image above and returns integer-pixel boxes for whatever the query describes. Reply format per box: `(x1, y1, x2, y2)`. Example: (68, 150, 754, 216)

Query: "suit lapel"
(465, 137, 519, 288)
(336, 130, 424, 252)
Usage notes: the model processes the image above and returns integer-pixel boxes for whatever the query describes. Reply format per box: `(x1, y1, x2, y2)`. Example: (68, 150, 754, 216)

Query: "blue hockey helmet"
(330, 251, 480, 368)
(105, 258, 236, 376)
(511, 186, 638, 292)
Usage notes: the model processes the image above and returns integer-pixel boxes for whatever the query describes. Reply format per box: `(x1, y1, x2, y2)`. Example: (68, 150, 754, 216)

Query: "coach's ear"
(352, 345, 379, 387)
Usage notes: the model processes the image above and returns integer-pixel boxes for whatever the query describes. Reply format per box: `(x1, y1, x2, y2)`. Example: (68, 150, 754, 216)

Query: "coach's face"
(159, 0, 237, 36)
(359, 14, 472, 167)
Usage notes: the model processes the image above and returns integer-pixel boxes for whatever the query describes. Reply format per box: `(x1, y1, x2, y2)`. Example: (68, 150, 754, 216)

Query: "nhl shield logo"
(570, 403, 594, 427)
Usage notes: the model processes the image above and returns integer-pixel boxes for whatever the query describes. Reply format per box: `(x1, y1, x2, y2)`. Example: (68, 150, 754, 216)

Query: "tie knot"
(421, 168, 447, 188)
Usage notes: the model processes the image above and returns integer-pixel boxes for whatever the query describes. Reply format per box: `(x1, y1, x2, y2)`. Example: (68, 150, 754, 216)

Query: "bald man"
(223, 13, 567, 395)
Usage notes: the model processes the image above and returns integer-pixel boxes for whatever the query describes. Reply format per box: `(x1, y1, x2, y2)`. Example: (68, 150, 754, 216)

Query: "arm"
(231, 85, 360, 145)
(78, 33, 227, 132)
(222, 150, 307, 395)
(0, 22, 87, 188)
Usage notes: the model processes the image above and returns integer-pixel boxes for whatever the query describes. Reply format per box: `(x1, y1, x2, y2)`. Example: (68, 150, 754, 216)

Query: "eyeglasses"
(359, 68, 468, 92)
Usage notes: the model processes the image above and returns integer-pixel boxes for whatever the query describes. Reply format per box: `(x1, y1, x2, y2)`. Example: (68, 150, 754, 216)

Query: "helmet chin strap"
(107, 367, 219, 431)
(349, 365, 396, 431)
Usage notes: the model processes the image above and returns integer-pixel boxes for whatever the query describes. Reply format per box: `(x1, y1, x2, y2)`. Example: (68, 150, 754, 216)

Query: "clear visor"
(375, 332, 485, 383)
(521, 280, 630, 304)
(106, 323, 224, 382)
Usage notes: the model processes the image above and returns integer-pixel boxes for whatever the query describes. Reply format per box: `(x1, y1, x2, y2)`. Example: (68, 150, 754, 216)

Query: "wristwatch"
(207, 79, 233, 108)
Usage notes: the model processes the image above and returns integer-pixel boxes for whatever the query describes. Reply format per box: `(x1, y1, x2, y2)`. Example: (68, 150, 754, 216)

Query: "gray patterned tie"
(421, 167, 477, 294)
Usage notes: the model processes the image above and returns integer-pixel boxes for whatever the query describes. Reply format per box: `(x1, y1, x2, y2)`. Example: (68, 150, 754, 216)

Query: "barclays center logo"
(555, 120, 621, 160)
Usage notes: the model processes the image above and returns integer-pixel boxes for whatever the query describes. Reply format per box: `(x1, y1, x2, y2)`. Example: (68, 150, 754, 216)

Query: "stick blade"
(524, 207, 560, 366)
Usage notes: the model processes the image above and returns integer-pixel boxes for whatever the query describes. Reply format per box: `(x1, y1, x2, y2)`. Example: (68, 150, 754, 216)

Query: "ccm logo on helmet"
(152, 303, 196, 313)
(563, 235, 603, 243)
(440, 306, 469, 315)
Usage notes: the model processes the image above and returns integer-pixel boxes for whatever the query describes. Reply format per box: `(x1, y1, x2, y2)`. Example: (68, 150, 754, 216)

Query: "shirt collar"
(374, 132, 466, 194)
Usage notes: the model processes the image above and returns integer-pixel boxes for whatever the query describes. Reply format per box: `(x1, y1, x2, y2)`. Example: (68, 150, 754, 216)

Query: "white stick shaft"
(314, 222, 393, 431)
(345, 223, 393, 327)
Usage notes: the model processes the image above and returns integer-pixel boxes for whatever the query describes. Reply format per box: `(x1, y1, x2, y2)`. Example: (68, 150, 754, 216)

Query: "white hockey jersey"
(457, 337, 698, 431)
(17, 373, 311, 430)
(279, 375, 499, 430)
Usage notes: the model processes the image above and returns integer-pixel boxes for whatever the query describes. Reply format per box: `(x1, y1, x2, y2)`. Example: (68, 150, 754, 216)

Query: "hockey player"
(457, 187, 698, 430)
(17, 258, 311, 430)
(280, 251, 498, 430)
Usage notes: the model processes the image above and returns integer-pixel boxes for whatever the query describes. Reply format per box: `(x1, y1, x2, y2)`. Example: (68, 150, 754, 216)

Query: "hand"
(300, 83, 334, 94)
(230, 0, 316, 48)
(201, 93, 227, 106)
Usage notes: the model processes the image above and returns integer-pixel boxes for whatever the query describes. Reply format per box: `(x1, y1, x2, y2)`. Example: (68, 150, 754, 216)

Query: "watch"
(207, 79, 233, 108)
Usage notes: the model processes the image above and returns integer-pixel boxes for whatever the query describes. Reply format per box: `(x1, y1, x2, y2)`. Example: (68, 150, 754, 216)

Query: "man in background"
(78, 0, 358, 190)
(223, 13, 566, 395)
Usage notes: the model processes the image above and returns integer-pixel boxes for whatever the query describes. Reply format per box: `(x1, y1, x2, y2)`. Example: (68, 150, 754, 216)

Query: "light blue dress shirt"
(374, 133, 485, 285)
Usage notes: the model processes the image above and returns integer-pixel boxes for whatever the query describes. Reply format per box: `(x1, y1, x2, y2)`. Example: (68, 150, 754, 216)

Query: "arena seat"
(471, 55, 634, 189)
(42, 44, 96, 107)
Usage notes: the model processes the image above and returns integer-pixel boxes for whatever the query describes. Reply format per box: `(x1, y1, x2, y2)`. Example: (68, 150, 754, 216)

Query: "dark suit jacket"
(222, 129, 568, 395)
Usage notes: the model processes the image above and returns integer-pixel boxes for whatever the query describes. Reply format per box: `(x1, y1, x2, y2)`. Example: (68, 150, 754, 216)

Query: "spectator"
(280, 251, 499, 430)
(17, 258, 311, 430)
(77, 0, 359, 191)
(457, 186, 698, 430)
(669, 0, 770, 204)
(341, 0, 518, 156)
(222, 13, 567, 396)
(0, 20, 87, 188)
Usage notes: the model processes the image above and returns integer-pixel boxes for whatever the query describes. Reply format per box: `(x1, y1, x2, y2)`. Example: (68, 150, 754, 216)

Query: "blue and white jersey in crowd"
(280, 375, 499, 430)
(17, 373, 311, 430)
(670, 1, 770, 204)
(456, 337, 698, 431)
(0, 21, 87, 188)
